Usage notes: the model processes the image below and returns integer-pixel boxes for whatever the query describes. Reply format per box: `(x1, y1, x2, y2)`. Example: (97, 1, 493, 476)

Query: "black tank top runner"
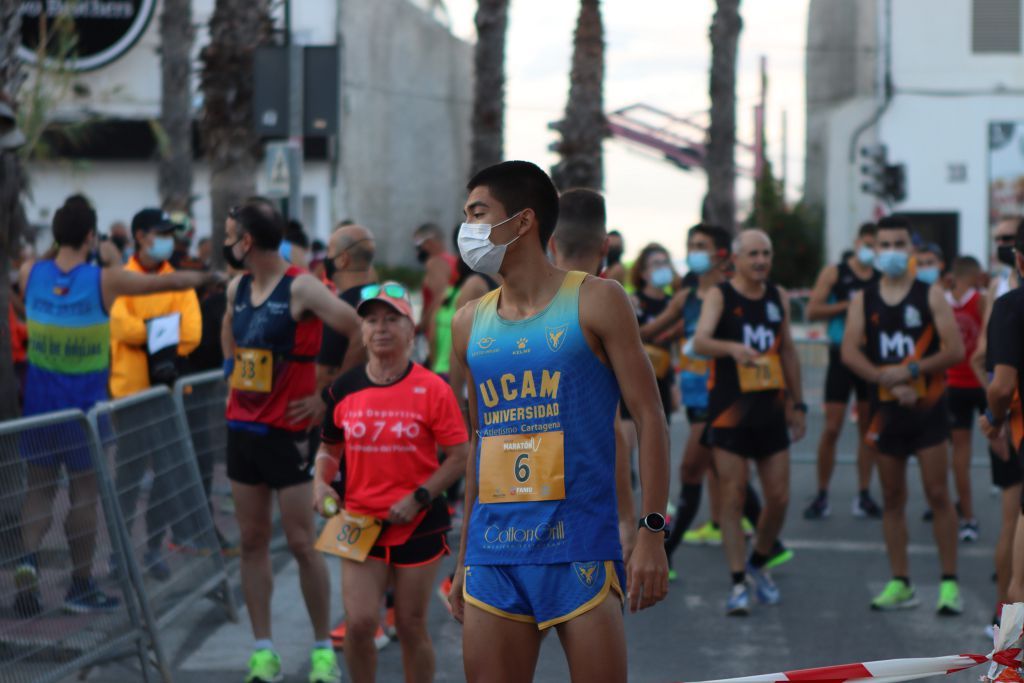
(862, 279, 944, 410)
(636, 290, 671, 349)
(708, 281, 787, 428)
(830, 260, 879, 304)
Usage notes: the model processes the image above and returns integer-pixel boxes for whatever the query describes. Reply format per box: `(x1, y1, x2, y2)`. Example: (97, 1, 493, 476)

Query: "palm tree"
(551, 0, 607, 191)
(158, 0, 195, 213)
(470, 0, 509, 174)
(0, 0, 27, 422)
(704, 0, 742, 231)
(199, 0, 273, 268)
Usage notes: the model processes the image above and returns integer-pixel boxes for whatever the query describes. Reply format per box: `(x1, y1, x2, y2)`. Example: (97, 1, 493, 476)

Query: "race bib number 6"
(738, 354, 785, 393)
(230, 347, 273, 393)
(479, 431, 566, 504)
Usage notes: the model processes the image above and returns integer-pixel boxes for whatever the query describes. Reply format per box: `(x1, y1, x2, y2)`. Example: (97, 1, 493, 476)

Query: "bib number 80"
(514, 453, 530, 483)
(337, 523, 362, 545)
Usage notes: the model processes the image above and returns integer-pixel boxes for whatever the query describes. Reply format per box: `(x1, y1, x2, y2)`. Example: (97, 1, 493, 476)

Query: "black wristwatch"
(638, 512, 668, 537)
(414, 487, 432, 508)
(907, 361, 920, 380)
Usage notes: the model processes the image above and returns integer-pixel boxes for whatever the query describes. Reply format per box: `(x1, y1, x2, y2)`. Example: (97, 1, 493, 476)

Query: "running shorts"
(991, 441, 1023, 490)
(701, 422, 790, 460)
(686, 407, 710, 424)
(19, 413, 112, 473)
(947, 387, 986, 431)
(227, 423, 313, 489)
(824, 346, 869, 404)
(367, 498, 452, 567)
(464, 560, 624, 630)
(866, 396, 951, 459)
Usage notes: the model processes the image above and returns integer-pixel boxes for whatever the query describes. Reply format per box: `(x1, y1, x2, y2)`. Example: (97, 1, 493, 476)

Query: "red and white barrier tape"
(682, 604, 1024, 683)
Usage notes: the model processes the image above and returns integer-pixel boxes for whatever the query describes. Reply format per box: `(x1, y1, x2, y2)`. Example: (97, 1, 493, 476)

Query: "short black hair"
(236, 201, 285, 250)
(876, 215, 912, 234)
(688, 223, 731, 253)
(467, 161, 560, 248)
(414, 222, 443, 240)
(553, 188, 606, 259)
(53, 195, 97, 248)
(858, 222, 876, 238)
(286, 220, 309, 248)
(608, 230, 622, 240)
(951, 255, 981, 278)
(1015, 217, 1024, 253)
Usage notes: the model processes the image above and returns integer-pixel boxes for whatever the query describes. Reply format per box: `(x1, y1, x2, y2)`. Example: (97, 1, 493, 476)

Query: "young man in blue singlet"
(448, 162, 670, 682)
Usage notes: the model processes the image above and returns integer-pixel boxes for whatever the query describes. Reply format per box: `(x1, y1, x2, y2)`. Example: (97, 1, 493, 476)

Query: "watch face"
(644, 513, 666, 531)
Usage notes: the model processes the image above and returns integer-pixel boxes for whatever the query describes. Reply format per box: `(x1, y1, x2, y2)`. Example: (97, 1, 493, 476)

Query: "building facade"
(805, 0, 1024, 266)
(23, 0, 472, 262)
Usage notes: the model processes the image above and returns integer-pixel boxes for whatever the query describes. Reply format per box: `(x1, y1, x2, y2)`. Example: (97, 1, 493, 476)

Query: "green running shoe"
(246, 649, 282, 683)
(764, 544, 794, 570)
(870, 579, 919, 611)
(309, 647, 341, 683)
(683, 521, 722, 546)
(936, 579, 962, 616)
(668, 568, 679, 582)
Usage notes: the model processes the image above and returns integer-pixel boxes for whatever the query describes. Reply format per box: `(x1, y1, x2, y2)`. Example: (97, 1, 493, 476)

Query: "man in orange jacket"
(109, 208, 202, 581)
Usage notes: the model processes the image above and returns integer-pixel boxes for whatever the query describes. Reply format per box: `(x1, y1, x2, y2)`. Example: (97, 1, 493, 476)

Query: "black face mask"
(416, 247, 429, 264)
(324, 255, 338, 280)
(998, 245, 1016, 266)
(607, 247, 623, 266)
(223, 240, 247, 270)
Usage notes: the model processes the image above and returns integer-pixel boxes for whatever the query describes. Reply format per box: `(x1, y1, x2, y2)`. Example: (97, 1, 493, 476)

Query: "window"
(973, 0, 1022, 53)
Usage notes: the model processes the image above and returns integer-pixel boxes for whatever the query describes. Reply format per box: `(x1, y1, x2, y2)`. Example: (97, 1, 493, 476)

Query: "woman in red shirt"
(314, 282, 468, 683)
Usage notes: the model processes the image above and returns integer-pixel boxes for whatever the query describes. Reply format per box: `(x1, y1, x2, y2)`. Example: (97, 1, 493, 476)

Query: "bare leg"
(21, 465, 59, 556)
(277, 481, 331, 641)
(713, 448, 749, 574)
(557, 594, 627, 683)
(1007, 512, 1024, 603)
(231, 480, 273, 640)
(917, 442, 958, 576)
(876, 453, 909, 577)
(753, 451, 790, 556)
(950, 429, 974, 519)
(341, 558, 389, 683)
(393, 558, 444, 683)
(997, 484, 1020, 601)
(463, 603, 543, 683)
(707, 467, 722, 526)
(815, 403, 846, 493)
(855, 402, 877, 492)
(65, 470, 100, 580)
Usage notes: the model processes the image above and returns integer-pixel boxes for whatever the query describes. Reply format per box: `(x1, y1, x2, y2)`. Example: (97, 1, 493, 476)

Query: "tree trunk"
(551, 0, 607, 191)
(0, 0, 26, 422)
(199, 0, 272, 268)
(704, 0, 742, 231)
(158, 0, 195, 213)
(470, 0, 509, 175)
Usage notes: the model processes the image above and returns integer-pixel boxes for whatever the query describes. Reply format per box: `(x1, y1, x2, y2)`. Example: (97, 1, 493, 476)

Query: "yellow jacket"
(109, 257, 202, 398)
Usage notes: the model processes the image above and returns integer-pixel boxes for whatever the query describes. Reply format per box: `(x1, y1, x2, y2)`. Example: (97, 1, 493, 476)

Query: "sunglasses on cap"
(360, 283, 408, 301)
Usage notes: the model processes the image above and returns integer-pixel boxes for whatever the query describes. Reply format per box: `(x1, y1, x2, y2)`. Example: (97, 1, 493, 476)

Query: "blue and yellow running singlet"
(465, 271, 621, 565)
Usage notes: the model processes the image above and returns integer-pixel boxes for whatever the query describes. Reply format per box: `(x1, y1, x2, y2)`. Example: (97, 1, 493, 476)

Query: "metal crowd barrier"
(89, 387, 237, 634)
(0, 409, 166, 683)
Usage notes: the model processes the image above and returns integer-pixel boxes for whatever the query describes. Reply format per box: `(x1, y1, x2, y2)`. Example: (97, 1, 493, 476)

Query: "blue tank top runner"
(466, 271, 622, 565)
(680, 288, 709, 409)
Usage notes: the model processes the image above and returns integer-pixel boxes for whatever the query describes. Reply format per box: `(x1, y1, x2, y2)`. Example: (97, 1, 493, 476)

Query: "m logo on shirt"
(880, 331, 915, 360)
(743, 325, 775, 352)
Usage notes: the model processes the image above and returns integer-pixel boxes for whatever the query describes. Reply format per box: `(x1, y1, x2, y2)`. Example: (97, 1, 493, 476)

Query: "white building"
(805, 0, 1024, 266)
(23, 0, 472, 264)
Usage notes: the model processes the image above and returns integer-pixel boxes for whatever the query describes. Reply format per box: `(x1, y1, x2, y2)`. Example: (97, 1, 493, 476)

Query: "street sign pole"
(287, 37, 304, 222)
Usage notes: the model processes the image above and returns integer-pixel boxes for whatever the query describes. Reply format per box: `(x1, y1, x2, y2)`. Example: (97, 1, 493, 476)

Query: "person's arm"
(987, 366, 1018, 430)
(840, 291, 878, 383)
(102, 266, 217, 312)
(220, 276, 240, 367)
(981, 294, 1023, 443)
(638, 290, 686, 341)
(109, 296, 148, 345)
(614, 413, 637, 564)
(313, 441, 344, 516)
(448, 301, 479, 623)
(805, 265, 843, 321)
(292, 273, 365, 372)
(971, 285, 996, 387)
(177, 288, 203, 356)
(580, 277, 669, 613)
(692, 286, 757, 365)
(388, 442, 470, 525)
(777, 287, 806, 442)
(420, 256, 450, 334)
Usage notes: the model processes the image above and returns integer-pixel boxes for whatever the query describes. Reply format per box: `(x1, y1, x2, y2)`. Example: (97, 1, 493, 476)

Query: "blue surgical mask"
(916, 266, 940, 285)
(148, 236, 174, 262)
(650, 266, 674, 288)
(856, 246, 875, 267)
(876, 249, 909, 277)
(687, 251, 712, 275)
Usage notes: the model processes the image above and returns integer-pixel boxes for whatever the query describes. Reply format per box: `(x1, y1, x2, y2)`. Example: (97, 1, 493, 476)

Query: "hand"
(626, 529, 669, 613)
(313, 479, 337, 518)
(619, 519, 638, 565)
(991, 431, 1011, 462)
(878, 365, 912, 389)
(201, 270, 228, 288)
(287, 393, 326, 425)
(979, 413, 1007, 445)
(449, 566, 466, 623)
(729, 343, 758, 367)
(788, 409, 807, 442)
(388, 493, 421, 525)
(890, 384, 918, 407)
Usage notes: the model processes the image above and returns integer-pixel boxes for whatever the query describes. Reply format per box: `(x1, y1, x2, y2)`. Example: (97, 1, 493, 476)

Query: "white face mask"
(457, 211, 523, 276)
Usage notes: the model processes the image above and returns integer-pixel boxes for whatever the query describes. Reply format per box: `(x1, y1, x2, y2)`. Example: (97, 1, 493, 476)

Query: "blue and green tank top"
(465, 271, 621, 565)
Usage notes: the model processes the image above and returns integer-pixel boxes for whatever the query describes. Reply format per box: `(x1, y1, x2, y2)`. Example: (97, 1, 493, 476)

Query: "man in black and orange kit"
(841, 215, 964, 615)
(692, 228, 806, 616)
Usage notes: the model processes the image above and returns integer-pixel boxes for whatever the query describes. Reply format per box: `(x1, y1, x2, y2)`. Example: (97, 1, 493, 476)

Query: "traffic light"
(883, 163, 906, 203)
(859, 144, 906, 204)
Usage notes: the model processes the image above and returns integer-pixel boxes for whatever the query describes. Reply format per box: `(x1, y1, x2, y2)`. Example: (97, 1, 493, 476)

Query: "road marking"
(784, 538, 991, 558)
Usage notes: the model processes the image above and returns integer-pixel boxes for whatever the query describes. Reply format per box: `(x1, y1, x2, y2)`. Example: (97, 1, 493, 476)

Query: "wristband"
(986, 408, 1006, 428)
(223, 357, 234, 379)
(907, 362, 920, 380)
(793, 402, 808, 413)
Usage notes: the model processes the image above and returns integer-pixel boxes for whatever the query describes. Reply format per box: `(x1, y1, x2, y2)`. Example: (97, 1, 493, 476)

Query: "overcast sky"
(443, 0, 809, 259)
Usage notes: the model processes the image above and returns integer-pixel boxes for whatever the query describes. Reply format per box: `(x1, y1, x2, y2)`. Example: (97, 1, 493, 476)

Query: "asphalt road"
(75, 352, 1007, 682)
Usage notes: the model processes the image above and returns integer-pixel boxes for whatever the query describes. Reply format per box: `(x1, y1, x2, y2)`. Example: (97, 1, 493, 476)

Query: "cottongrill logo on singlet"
(483, 520, 566, 546)
(880, 331, 915, 360)
(742, 324, 775, 352)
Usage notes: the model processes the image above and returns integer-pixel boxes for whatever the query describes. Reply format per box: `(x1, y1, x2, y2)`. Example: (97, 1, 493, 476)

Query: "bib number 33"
(479, 431, 565, 504)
